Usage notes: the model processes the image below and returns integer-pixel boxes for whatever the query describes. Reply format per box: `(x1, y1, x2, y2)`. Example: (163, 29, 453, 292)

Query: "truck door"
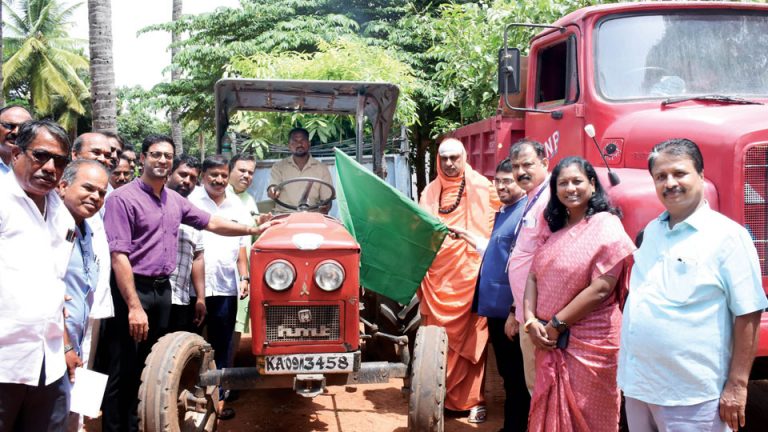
(525, 27, 583, 164)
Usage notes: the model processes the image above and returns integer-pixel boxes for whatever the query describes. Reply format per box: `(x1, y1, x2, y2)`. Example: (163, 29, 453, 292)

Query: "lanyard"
(510, 183, 548, 250)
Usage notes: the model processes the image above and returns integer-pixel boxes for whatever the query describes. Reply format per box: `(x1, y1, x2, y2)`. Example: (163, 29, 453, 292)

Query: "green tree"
(2, 0, 89, 131)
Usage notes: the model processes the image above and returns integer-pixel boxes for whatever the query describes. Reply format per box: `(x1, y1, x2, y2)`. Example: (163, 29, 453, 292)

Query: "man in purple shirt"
(100, 134, 279, 432)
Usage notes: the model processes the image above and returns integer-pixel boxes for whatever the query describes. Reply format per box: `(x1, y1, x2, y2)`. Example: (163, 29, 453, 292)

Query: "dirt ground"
(214, 335, 504, 432)
(85, 335, 768, 432)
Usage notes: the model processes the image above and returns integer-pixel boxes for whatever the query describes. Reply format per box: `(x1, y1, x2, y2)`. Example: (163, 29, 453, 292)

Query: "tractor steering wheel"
(272, 177, 336, 212)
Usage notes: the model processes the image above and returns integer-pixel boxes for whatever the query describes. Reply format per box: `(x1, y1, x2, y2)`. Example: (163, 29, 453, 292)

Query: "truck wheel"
(138, 331, 219, 432)
(408, 325, 447, 432)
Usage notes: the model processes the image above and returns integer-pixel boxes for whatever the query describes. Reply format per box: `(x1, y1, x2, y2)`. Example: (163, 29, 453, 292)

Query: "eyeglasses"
(0, 121, 22, 131)
(493, 178, 516, 186)
(148, 151, 174, 160)
(24, 148, 70, 169)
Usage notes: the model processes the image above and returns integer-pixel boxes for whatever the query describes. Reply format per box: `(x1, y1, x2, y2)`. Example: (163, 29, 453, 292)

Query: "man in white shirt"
(0, 105, 33, 175)
(0, 120, 75, 431)
(189, 155, 250, 418)
(227, 153, 259, 344)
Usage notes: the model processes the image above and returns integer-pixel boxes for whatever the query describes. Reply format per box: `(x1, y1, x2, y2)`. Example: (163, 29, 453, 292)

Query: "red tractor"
(137, 80, 447, 431)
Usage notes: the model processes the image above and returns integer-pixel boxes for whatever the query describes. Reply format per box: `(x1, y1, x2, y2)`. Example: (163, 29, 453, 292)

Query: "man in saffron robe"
(418, 138, 500, 421)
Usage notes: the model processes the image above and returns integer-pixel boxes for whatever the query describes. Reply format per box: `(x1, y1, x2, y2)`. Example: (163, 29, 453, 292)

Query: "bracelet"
(64, 344, 74, 353)
(523, 318, 539, 333)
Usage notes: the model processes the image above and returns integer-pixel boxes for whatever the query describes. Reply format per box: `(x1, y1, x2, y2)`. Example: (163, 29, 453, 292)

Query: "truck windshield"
(596, 12, 768, 100)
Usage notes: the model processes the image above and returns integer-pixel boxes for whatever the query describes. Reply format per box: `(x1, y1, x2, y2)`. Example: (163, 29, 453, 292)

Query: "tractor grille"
(265, 304, 340, 342)
(744, 145, 768, 276)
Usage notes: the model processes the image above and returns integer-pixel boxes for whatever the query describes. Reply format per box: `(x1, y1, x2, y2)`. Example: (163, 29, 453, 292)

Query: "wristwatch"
(509, 304, 516, 314)
(551, 315, 568, 333)
(64, 344, 74, 354)
(240, 275, 250, 282)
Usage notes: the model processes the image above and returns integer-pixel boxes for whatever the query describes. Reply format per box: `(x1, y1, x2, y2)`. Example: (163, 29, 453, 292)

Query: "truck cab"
(452, 2, 768, 358)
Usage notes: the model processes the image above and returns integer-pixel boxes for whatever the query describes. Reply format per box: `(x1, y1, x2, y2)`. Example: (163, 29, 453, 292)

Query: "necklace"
(438, 176, 465, 214)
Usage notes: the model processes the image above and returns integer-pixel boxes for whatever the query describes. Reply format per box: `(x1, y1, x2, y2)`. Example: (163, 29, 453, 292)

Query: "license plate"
(262, 353, 356, 375)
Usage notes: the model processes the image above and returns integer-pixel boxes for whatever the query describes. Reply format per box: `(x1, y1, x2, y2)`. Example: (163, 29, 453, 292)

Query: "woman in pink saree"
(523, 157, 635, 432)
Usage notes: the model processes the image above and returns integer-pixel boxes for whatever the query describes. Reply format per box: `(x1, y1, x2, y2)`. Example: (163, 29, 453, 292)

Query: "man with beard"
(101, 136, 280, 431)
(189, 156, 251, 418)
(505, 139, 551, 396)
(0, 105, 33, 175)
(56, 160, 109, 431)
(109, 155, 133, 189)
(267, 127, 333, 213)
(166, 155, 206, 333)
(0, 120, 74, 431)
(419, 138, 501, 423)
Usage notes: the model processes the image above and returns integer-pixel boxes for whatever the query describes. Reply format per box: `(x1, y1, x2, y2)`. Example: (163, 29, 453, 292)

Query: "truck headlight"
(264, 260, 295, 291)
(314, 260, 344, 292)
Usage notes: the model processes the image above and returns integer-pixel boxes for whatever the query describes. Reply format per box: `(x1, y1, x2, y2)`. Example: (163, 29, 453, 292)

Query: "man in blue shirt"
(618, 138, 768, 432)
(453, 158, 528, 431)
(58, 159, 109, 430)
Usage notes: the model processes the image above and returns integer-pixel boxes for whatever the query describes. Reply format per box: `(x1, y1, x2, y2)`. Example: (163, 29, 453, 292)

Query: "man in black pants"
(454, 158, 530, 431)
(101, 135, 279, 431)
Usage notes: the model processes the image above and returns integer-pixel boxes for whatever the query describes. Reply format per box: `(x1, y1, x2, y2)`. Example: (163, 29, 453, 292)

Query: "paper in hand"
(69, 368, 108, 418)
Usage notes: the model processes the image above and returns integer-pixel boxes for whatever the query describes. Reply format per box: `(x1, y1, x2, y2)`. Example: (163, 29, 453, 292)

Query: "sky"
(67, 0, 240, 89)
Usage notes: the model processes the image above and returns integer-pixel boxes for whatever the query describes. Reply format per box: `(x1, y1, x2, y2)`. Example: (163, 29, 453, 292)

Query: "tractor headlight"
(264, 260, 296, 291)
(314, 260, 344, 292)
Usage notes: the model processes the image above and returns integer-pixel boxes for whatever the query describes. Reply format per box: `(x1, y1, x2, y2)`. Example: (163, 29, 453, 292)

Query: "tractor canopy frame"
(214, 79, 400, 176)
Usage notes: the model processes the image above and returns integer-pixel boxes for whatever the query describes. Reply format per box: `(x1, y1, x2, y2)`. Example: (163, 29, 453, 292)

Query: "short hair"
(72, 132, 107, 154)
(97, 130, 125, 150)
(60, 159, 108, 185)
(172, 154, 201, 174)
(544, 156, 620, 232)
(496, 158, 513, 173)
(141, 134, 175, 156)
(509, 138, 546, 160)
(122, 142, 135, 153)
(647, 138, 703, 174)
(229, 153, 257, 172)
(201, 155, 228, 173)
(0, 104, 32, 119)
(15, 120, 71, 153)
(288, 127, 310, 141)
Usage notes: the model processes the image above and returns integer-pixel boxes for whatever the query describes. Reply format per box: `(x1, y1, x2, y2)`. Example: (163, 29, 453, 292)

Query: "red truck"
(451, 1, 768, 374)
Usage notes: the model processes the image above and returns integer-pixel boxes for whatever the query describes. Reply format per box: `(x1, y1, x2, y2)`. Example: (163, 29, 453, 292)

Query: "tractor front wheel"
(407, 325, 447, 432)
(138, 331, 219, 432)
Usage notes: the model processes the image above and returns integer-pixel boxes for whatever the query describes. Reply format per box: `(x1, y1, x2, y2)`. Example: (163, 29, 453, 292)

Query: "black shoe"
(218, 407, 236, 420)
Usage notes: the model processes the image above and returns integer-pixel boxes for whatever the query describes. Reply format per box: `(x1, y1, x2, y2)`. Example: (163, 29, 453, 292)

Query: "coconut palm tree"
(2, 0, 89, 129)
(87, 0, 116, 131)
(170, 0, 183, 153)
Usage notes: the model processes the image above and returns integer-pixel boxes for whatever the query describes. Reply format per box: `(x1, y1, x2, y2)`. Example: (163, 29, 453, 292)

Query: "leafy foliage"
(2, 0, 90, 130)
(225, 37, 419, 148)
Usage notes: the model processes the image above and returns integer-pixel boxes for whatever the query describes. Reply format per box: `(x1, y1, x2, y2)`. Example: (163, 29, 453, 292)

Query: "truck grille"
(744, 145, 768, 276)
(265, 305, 340, 342)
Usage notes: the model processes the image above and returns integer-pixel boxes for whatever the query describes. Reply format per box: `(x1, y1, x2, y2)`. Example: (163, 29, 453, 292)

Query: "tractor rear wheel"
(407, 325, 447, 432)
(138, 331, 219, 432)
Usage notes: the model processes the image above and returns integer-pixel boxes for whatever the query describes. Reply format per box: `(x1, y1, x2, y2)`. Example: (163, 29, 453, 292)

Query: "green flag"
(334, 149, 448, 304)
